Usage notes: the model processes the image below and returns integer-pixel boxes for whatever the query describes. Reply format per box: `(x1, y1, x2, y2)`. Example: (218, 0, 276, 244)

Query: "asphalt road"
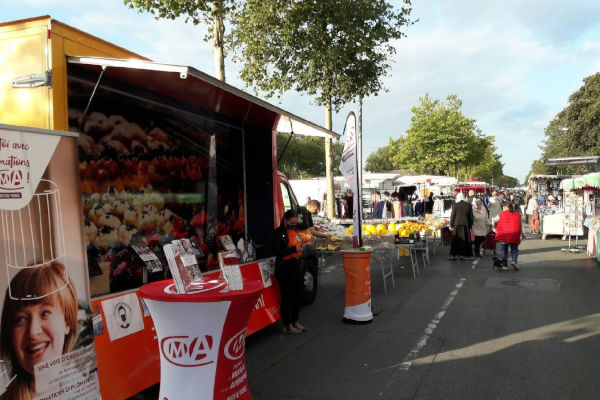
(245, 234, 600, 400)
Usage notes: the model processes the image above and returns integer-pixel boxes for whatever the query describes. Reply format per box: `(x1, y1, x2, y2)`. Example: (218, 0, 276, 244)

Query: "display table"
(140, 279, 263, 400)
(341, 250, 373, 323)
(542, 213, 565, 240)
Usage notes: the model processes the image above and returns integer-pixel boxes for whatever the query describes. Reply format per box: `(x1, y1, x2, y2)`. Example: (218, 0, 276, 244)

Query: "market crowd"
(447, 188, 545, 271)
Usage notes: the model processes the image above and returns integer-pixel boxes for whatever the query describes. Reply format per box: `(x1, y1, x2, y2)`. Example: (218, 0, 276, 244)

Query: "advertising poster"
(0, 125, 100, 399)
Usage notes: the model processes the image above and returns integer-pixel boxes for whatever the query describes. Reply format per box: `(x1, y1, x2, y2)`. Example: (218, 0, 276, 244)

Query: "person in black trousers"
(272, 209, 305, 335)
(449, 192, 474, 260)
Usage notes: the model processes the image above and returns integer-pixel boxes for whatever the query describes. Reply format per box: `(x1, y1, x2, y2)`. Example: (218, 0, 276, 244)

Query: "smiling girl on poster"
(1, 262, 78, 400)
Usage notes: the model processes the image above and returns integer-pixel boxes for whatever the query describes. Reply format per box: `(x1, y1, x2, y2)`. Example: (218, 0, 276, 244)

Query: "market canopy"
(67, 56, 340, 139)
(529, 174, 570, 180)
(394, 175, 457, 186)
(544, 156, 600, 167)
(562, 172, 600, 191)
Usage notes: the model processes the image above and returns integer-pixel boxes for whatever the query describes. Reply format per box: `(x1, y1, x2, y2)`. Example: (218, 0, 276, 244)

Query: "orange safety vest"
(282, 229, 303, 260)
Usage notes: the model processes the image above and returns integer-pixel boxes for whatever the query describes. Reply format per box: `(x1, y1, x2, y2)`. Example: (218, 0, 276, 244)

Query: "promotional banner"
(339, 112, 362, 248)
(0, 124, 101, 400)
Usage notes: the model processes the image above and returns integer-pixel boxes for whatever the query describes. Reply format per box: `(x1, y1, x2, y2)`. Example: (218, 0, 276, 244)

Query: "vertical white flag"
(339, 112, 362, 248)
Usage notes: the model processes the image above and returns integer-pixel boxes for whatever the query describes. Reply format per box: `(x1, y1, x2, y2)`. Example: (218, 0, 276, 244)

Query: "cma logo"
(161, 335, 215, 367)
(224, 328, 247, 361)
(0, 170, 26, 190)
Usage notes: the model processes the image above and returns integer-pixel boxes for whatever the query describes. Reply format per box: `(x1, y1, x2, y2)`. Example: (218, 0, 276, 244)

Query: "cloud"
(434, 0, 600, 45)
(3, 0, 600, 182)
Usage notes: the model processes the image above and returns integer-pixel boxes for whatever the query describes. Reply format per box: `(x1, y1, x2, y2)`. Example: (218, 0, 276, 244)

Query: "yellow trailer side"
(0, 15, 148, 131)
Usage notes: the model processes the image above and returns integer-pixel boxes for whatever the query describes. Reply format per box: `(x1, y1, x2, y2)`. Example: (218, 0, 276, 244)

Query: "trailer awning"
(67, 56, 340, 139)
(544, 156, 600, 167)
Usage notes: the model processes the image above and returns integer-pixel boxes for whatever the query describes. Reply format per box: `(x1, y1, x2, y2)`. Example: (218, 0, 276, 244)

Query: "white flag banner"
(339, 112, 362, 248)
(339, 113, 357, 186)
(102, 292, 145, 341)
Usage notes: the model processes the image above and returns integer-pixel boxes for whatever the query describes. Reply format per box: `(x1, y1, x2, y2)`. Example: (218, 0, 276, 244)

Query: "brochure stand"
(140, 279, 263, 400)
(561, 192, 585, 253)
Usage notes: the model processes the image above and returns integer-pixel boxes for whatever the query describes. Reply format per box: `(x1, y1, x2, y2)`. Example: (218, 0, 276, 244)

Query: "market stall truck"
(0, 15, 335, 399)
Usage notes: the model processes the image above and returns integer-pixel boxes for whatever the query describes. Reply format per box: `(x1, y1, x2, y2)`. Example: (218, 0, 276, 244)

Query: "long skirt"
(528, 211, 539, 232)
(450, 225, 473, 257)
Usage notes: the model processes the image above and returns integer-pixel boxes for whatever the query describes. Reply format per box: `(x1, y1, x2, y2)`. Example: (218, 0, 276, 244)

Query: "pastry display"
(97, 212, 122, 230)
(119, 224, 138, 245)
(83, 219, 98, 243)
(97, 226, 119, 250)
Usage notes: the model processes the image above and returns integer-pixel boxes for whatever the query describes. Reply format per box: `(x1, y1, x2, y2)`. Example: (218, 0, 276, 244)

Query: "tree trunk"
(454, 165, 458, 179)
(325, 100, 334, 220)
(212, 1, 226, 82)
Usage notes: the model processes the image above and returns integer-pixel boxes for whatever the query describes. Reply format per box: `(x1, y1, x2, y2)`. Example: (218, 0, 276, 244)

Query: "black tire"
(300, 256, 318, 305)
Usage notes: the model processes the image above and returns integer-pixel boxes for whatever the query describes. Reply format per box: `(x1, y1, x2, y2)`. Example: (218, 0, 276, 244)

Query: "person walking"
(488, 190, 503, 221)
(466, 189, 477, 205)
(449, 193, 474, 261)
(482, 189, 490, 213)
(526, 192, 539, 233)
(493, 202, 525, 271)
(472, 198, 490, 258)
(272, 209, 305, 335)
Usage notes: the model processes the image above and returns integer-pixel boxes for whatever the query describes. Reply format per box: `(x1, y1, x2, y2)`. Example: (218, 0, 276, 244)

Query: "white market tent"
(362, 172, 402, 190)
(393, 175, 457, 186)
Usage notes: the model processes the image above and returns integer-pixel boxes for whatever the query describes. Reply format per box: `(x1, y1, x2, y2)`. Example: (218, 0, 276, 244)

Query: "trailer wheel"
(300, 257, 318, 305)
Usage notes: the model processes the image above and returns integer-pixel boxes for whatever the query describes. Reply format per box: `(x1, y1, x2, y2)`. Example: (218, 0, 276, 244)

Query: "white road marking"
(472, 258, 480, 269)
(395, 277, 466, 372)
(322, 264, 342, 273)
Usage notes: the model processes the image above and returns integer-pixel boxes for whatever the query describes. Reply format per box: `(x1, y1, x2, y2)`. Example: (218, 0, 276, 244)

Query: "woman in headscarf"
(449, 193, 474, 261)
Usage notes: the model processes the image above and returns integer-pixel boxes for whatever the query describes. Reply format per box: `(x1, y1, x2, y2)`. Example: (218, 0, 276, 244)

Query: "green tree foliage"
(462, 143, 504, 183)
(230, 0, 414, 217)
(229, 0, 414, 110)
(365, 138, 402, 172)
(495, 175, 519, 188)
(393, 94, 490, 178)
(276, 133, 343, 178)
(558, 73, 600, 155)
(124, 0, 234, 80)
(530, 72, 600, 178)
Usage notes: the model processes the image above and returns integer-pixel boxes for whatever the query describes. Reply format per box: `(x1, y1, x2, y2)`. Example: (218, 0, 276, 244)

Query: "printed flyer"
(0, 124, 101, 399)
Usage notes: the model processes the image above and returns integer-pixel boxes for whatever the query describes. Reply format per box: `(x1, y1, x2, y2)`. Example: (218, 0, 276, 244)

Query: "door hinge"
(12, 70, 52, 88)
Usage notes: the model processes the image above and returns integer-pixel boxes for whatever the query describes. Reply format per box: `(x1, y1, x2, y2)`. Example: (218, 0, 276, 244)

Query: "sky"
(3, 1, 600, 183)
